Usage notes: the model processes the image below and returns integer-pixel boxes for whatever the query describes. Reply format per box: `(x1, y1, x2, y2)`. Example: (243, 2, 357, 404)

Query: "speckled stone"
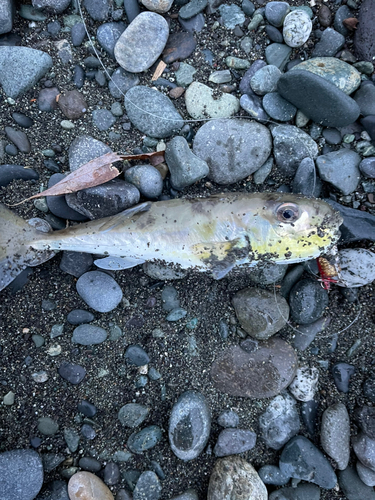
(114, 12, 169, 73)
(283, 10, 312, 48)
(185, 82, 240, 119)
(321, 403, 350, 470)
(207, 456, 268, 500)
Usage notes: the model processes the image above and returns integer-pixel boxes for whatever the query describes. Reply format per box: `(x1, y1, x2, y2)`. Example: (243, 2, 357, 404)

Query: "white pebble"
(283, 10, 312, 48)
(288, 366, 319, 401)
(338, 248, 375, 287)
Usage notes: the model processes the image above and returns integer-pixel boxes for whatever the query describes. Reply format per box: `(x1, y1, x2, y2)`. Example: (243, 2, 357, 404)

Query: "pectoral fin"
(94, 256, 145, 270)
(99, 202, 152, 232)
(192, 236, 250, 280)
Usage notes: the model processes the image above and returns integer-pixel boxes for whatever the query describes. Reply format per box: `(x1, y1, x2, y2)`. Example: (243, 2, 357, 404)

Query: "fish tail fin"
(0, 204, 54, 291)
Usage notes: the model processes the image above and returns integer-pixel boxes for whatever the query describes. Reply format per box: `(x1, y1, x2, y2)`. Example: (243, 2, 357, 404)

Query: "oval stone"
(210, 337, 298, 399)
(291, 57, 361, 95)
(169, 391, 211, 461)
(277, 70, 360, 127)
(208, 456, 268, 500)
(68, 471, 114, 500)
(283, 10, 312, 48)
(124, 86, 183, 138)
(193, 119, 272, 184)
(114, 12, 169, 73)
(0, 449, 43, 500)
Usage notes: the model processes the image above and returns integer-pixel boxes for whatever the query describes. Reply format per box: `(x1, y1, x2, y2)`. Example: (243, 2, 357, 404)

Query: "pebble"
(60, 251, 93, 278)
(161, 285, 180, 311)
(265, 2, 290, 27)
(5, 126, 31, 153)
(58, 362, 86, 384)
(125, 85, 183, 138)
(291, 57, 361, 95)
(217, 410, 239, 428)
(207, 456, 268, 500)
(247, 262, 288, 285)
(289, 278, 329, 325)
(265, 43, 292, 71)
(319, 4, 332, 27)
(12, 111, 33, 128)
(258, 465, 290, 486)
(125, 345, 150, 366)
(279, 435, 337, 489)
(71, 22, 86, 46)
(72, 324, 107, 345)
(127, 425, 162, 453)
(38, 416, 59, 435)
(354, 0, 375, 62)
(355, 405, 375, 439)
(337, 248, 375, 287)
(325, 198, 375, 243)
(78, 400, 97, 417)
(0, 47, 53, 99)
(211, 337, 297, 399)
(213, 428, 257, 457)
(218, 4, 245, 29)
(115, 12, 168, 73)
(83, 0, 110, 21)
(240, 94, 269, 123)
(38, 87, 60, 112)
(232, 287, 289, 340)
(0, 449, 44, 500)
(322, 127, 341, 145)
(250, 65, 281, 96)
(0, 164, 39, 186)
(259, 393, 300, 450)
(92, 109, 116, 131)
(76, 271, 123, 313)
(118, 403, 149, 428)
(352, 432, 375, 471)
(271, 125, 318, 176)
(79, 457, 101, 472)
(165, 136, 209, 190)
(277, 70, 360, 128)
(170, 490, 198, 500)
(193, 119, 272, 184)
(353, 84, 375, 116)
(179, 0, 207, 20)
(332, 362, 355, 393)
(283, 10, 312, 48)
(338, 466, 375, 500)
(108, 67, 139, 98)
(97, 22, 126, 59)
(291, 316, 330, 351)
(292, 157, 320, 198)
(225, 56, 250, 70)
(125, 164, 163, 199)
(58, 90, 87, 120)
(321, 403, 350, 470)
(289, 365, 319, 402)
(357, 461, 375, 487)
(262, 92, 297, 122)
(269, 484, 321, 500)
(169, 391, 211, 460)
(317, 148, 361, 195)
(313, 28, 345, 58)
(143, 262, 186, 280)
(248, 13, 264, 31)
(69, 135, 112, 171)
(68, 471, 114, 500)
(266, 25, 284, 43)
(162, 31, 196, 64)
(239, 59, 267, 94)
(185, 81, 240, 120)
(46, 173, 87, 221)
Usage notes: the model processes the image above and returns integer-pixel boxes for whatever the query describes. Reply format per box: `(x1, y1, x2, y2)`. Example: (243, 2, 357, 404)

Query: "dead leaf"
(151, 60, 167, 81)
(9, 151, 165, 206)
(343, 17, 359, 30)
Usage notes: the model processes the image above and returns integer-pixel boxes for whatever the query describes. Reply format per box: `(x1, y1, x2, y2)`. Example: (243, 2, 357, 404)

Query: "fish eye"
(275, 203, 300, 223)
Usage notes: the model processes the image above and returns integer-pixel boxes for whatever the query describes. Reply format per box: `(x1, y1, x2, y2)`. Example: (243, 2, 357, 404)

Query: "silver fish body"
(0, 192, 342, 290)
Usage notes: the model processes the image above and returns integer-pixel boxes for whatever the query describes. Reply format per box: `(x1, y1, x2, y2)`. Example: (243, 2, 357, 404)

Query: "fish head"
(245, 193, 343, 264)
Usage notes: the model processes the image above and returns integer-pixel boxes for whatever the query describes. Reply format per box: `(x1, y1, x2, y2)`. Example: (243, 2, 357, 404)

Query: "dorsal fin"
(99, 202, 152, 232)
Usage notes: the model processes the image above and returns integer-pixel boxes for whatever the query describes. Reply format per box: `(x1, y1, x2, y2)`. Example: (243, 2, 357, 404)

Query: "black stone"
(325, 199, 375, 243)
(67, 309, 95, 325)
(58, 362, 86, 384)
(361, 116, 375, 142)
(0, 164, 38, 186)
(77, 400, 97, 417)
(59, 251, 93, 278)
(332, 363, 355, 393)
(12, 112, 34, 128)
(124, 345, 150, 366)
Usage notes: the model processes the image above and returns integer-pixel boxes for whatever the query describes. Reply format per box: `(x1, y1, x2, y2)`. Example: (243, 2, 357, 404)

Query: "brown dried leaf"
(343, 17, 359, 30)
(151, 60, 167, 81)
(9, 151, 165, 206)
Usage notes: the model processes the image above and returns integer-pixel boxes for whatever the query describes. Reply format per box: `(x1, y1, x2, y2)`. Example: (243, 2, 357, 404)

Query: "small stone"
(332, 362, 355, 393)
(0, 450, 43, 500)
(259, 393, 300, 450)
(118, 403, 149, 428)
(185, 81, 240, 120)
(58, 362, 86, 384)
(354, 0, 375, 62)
(258, 465, 290, 486)
(218, 4, 245, 29)
(162, 31, 196, 64)
(114, 12, 169, 73)
(265, 43, 292, 71)
(265, 2, 290, 27)
(5, 127, 31, 153)
(262, 92, 297, 122)
(352, 432, 375, 472)
(38, 417, 59, 435)
(3, 391, 15, 405)
(92, 109, 116, 131)
(339, 466, 375, 500)
(169, 391, 211, 461)
(133, 471, 161, 500)
(76, 271, 123, 313)
(213, 429, 256, 457)
(321, 403, 350, 470)
(217, 411, 239, 428)
(125, 164, 163, 199)
(68, 472, 114, 500)
(289, 278, 329, 325)
(207, 456, 268, 500)
(127, 425, 162, 453)
(289, 366, 319, 402)
(250, 65, 281, 96)
(316, 149, 361, 196)
(72, 324, 107, 345)
(58, 90, 87, 120)
(283, 10, 312, 48)
(125, 345, 150, 366)
(357, 461, 375, 487)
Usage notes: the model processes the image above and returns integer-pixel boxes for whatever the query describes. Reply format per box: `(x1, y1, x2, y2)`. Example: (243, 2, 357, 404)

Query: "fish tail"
(0, 204, 54, 291)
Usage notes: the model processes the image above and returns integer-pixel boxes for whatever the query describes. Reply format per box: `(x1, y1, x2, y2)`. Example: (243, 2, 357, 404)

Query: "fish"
(0, 192, 343, 291)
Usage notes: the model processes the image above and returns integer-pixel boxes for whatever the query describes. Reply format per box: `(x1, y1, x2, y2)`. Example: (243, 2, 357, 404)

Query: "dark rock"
(266, 25, 283, 43)
(38, 87, 59, 112)
(108, 67, 139, 98)
(32, 0, 70, 14)
(71, 22, 86, 46)
(73, 64, 85, 88)
(97, 22, 126, 59)
(289, 278, 329, 325)
(83, 0, 110, 21)
(354, 0, 375, 62)
(258, 465, 290, 486)
(338, 466, 375, 500)
(118, 403, 149, 428)
(179, 0, 208, 20)
(79, 457, 101, 472)
(240, 94, 269, 123)
(239, 59, 267, 94)
(355, 406, 375, 439)
(279, 435, 337, 489)
(72, 324, 107, 345)
(312, 28, 345, 57)
(301, 398, 319, 436)
(133, 471, 161, 500)
(278, 70, 360, 127)
(325, 198, 375, 243)
(124, 0, 140, 22)
(0, 164, 38, 187)
(46, 173, 87, 221)
(77, 400, 97, 417)
(12, 112, 34, 128)
(319, 4, 332, 27)
(127, 425, 162, 453)
(334, 5, 352, 36)
(213, 428, 257, 457)
(361, 115, 375, 142)
(163, 31, 196, 64)
(332, 362, 355, 393)
(104, 462, 121, 486)
(76, 271, 123, 313)
(292, 157, 320, 197)
(58, 90, 87, 120)
(353, 84, 375, 116)
(269, 484, 321, 500)
(125, 345, 150, 366)
(179, 12, 205, 33)
(211, 337, 297, 399)
(60, 251, 93, 278)
(58, 362, 86, 384)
